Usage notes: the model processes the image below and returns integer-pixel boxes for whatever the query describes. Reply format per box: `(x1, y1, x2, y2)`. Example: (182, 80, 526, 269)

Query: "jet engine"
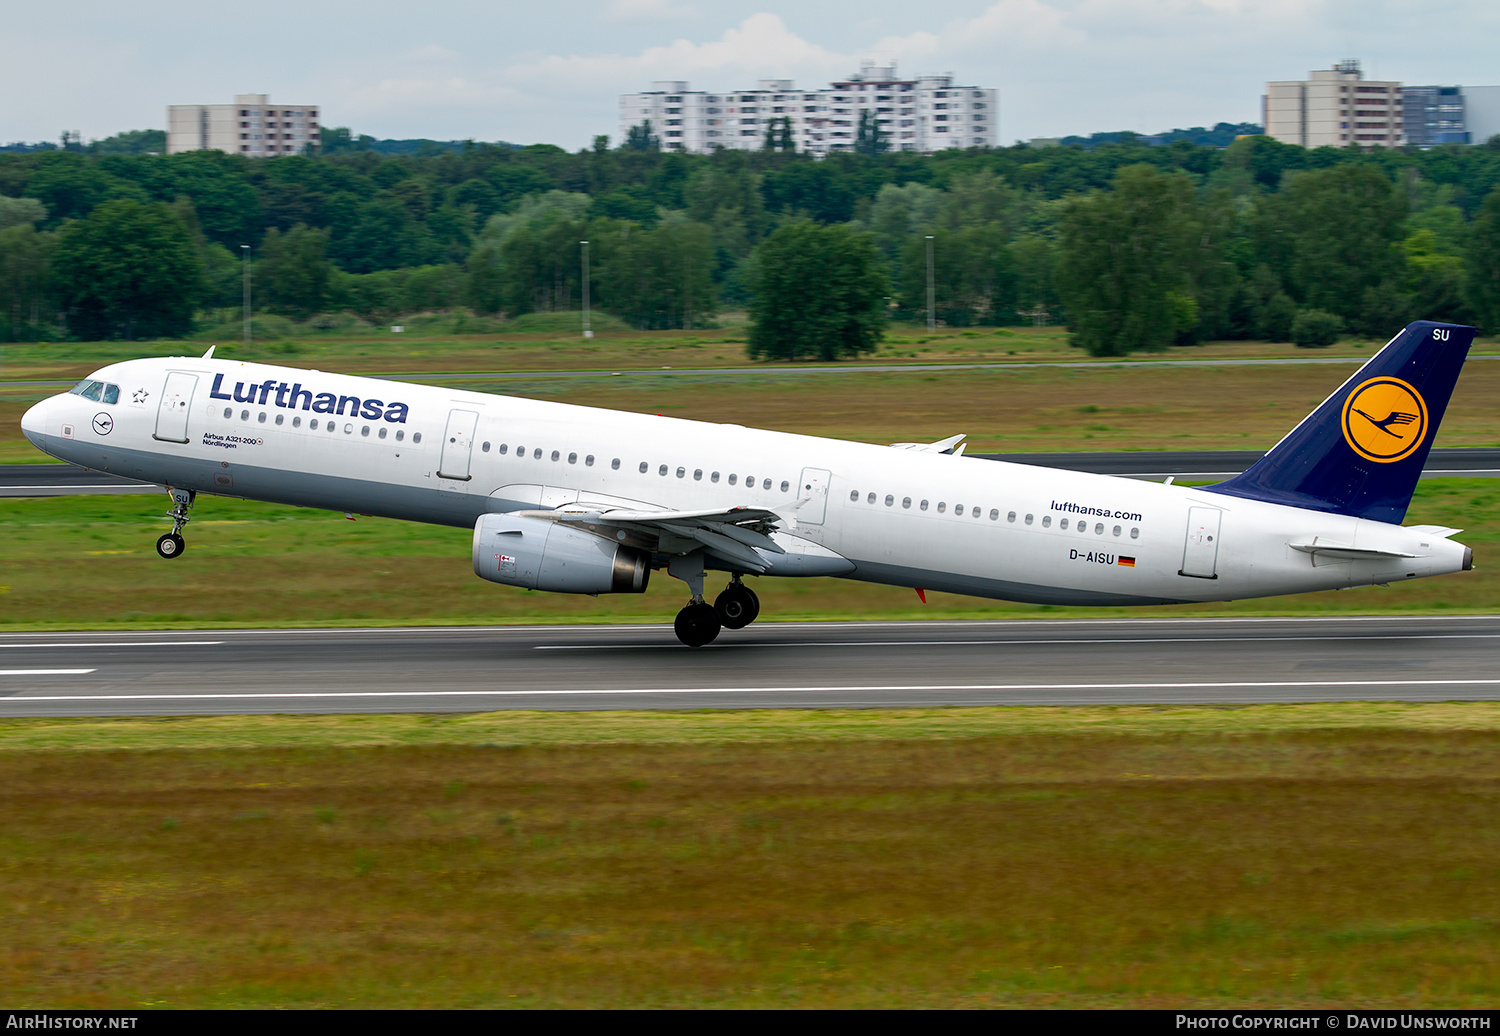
(472, 513, 650, 594)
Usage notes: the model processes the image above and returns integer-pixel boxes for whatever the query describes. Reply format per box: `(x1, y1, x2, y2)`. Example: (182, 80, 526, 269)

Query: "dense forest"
(2, 129, 1500, 355)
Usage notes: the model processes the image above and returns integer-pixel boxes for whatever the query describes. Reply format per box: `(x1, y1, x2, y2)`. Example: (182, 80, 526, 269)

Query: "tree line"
(3, 131, 1500, 355)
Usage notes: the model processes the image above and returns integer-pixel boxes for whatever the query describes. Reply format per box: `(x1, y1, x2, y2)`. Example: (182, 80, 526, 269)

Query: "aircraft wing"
(521, 503, 790, 573)
(888, 432, 967, 456)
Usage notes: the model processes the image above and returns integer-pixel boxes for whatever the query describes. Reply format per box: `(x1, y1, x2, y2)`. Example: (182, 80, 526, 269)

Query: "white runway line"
(1, 669, 97, 676)
(0, 641, 225, 650)
(7, 677, 1500, 703)
(535, 633, 1500, 650)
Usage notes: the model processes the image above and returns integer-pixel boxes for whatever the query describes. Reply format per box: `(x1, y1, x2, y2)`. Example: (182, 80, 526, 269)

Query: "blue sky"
(6, 1, 1497, 148)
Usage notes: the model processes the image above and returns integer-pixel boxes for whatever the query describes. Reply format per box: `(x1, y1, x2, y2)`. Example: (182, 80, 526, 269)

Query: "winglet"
(201, 345, 216, 359)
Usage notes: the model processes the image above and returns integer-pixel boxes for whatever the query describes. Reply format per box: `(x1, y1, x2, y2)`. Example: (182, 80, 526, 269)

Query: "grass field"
(1, 704, 1496, 1008)
(1, 478, 1496, 630)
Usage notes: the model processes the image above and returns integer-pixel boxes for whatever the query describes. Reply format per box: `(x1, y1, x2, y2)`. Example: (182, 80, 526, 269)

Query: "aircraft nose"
(20, 397, 50, 447)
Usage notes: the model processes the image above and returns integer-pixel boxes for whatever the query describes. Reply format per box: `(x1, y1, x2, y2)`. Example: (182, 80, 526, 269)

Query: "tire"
(715, 584, 758, 630)
(156, 533, 185, 559)
(674, 602, 721, 646)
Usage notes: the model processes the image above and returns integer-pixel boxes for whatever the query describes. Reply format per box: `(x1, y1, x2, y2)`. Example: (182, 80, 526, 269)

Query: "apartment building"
(167, 94, 320, 157)
(619, 63, 997, 156)
(1263, 61, 1402, 148)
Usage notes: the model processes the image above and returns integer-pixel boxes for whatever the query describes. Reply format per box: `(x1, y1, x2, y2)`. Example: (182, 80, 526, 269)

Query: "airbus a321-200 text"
(20, 321, 1476, 645)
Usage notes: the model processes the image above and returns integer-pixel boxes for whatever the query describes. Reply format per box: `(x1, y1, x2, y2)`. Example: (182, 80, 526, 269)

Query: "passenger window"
(343, 423, 352, 434)
(241, 410, 250, 421)
(531, 447, 539, 458)
(415, 433, 424, 444)
(1095, 523, 1104, 535)
(659, 464, 668, 477)
(850, 489, 858, 501)
(610, 458, 620, 469)
(730, 474, 739, 486)
(1113, 525, 1121, 537)
(955, 504, 964, 516)
(551, 450, 560, 462)
(293, 416, 302, 428)
(330, 422, 339, 433)
(585, 455, 594, 466)
(275, 414, 284, 426)
(1131, 527, 1140, 539)
(920, 500, 928, 511)
(694, 469, 703, 481)
(639, 461, 648, 473)
(903, 497, 912, 509)
(361, 426, 370, 437)
(1025, 513, 1034, 525)
(867, 492, 876, 504)
(711, 472, 720, 482)
(396, 430, 404, 441)
(989, 509, 998, 520)
(498, 443, 507, 454)
(937, 502, 946, 513)
(311, 418, 319, 430)
(1042, 515, 1052, 528)
(1007, 511, 1015, 522)
(102, 384, 119, 405)
(884, 494, 894, 506)
(258, 412, 267, 423)
(1078, 524, 1087, 535)
(568, 453, 577, 464)
(1060, 518, 1068, 530)
(676, 467, 685, 478)
(763, 478, 772, 490)
(481, 442, 490, 452)
(517, 445, 525, 456)
(378, 427, 387, 439)
(223, 407, 233, 419)
(781, 480, 790, 493)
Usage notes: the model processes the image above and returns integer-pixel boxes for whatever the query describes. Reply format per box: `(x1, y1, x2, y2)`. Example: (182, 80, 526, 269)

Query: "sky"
(5, 1, 1498, 149)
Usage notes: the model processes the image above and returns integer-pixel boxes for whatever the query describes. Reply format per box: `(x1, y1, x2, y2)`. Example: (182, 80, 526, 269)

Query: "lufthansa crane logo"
(1341, 376, 1428, 463)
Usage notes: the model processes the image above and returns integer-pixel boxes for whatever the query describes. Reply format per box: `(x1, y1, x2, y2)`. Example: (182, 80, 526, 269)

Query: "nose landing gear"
(156, 487, 195, 560)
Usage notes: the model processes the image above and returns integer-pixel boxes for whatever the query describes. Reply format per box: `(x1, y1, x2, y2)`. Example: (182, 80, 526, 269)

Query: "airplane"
(19, 320, 1476, 646)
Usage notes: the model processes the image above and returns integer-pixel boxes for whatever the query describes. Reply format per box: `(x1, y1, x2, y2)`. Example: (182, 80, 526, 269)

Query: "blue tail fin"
(1204, 321, 1475, 523)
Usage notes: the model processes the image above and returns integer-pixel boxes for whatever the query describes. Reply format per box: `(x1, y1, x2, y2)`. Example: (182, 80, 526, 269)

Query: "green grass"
(0, 478, 1496, 630)
(1, 706, 1496, 1007)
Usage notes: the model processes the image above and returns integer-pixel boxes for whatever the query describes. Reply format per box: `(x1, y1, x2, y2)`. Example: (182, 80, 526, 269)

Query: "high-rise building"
(619, 63, 997, 156)
(1403, 86, 1468, 146)
(167, 94, 320, 157)
(1263, 60, 1402, 148)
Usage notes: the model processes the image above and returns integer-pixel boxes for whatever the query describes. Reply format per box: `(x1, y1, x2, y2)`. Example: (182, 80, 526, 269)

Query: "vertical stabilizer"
(1205, 321, 1475, 523)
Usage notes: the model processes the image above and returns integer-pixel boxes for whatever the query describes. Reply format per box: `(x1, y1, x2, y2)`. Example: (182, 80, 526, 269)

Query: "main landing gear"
(155, 487, 195, 560)
(668, 555, 762, 647)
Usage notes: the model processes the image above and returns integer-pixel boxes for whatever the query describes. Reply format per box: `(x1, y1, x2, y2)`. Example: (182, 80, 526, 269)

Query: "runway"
(3, 616, 1498, 717)
(6, 448, 1500, 497)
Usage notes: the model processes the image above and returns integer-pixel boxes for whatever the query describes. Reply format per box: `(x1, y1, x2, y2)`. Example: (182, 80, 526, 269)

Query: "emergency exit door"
(438, 409, 479, 480)
(798, 467, 832, 525)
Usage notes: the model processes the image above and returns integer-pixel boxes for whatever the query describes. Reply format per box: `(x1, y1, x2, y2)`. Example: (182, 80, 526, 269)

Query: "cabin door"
(1179, 506, 1222, 579)
(438, 409, 479, 481)
(153, 372, 198, 443)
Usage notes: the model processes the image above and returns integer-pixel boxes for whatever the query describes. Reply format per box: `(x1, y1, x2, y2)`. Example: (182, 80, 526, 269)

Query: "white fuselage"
(20, 356, 1471, 605)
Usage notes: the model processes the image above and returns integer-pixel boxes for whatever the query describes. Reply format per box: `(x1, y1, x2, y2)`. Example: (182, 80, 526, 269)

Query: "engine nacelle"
(472, 513, 651, 594)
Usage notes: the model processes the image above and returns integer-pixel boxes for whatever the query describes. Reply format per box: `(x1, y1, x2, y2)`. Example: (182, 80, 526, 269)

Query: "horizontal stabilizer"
(1287, 537, 1417, 561)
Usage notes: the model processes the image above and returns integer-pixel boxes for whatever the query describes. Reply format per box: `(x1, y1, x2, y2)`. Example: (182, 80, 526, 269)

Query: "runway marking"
(1, 670, 97, 676)
(7, 677, 1500, 703)
(0, 641, 225, 650)
(534, 633, 1500, 650)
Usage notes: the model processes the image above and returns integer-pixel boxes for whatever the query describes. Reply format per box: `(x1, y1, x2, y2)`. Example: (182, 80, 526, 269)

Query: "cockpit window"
(69, 380, 119, 404)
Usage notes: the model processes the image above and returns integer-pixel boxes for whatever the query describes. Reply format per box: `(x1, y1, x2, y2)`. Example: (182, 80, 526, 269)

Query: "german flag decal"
(1118, 556, 1136, 567)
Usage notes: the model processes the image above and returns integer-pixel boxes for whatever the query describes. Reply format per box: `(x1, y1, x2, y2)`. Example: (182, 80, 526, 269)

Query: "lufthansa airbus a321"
(20, 321, 1476, 646)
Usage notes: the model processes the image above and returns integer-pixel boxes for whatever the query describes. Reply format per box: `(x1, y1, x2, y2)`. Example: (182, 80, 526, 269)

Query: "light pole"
(925, 234, 935, 333)
(240, 244, 251, 346)
(581, 240, 592, 339)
